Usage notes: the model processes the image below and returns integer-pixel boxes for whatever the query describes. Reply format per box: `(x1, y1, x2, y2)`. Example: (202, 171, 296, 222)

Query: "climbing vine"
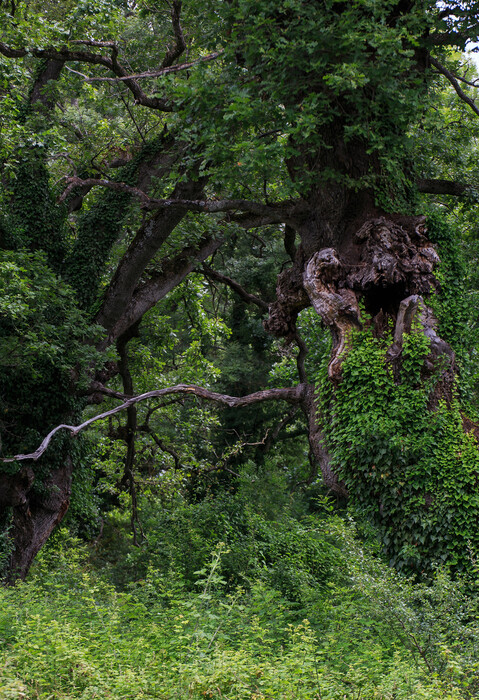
(318, 322, 479, 573)
(316, 213, 479, 574)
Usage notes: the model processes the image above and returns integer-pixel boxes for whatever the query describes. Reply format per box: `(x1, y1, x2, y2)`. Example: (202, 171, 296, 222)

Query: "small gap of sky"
(467, 43, 479, 70)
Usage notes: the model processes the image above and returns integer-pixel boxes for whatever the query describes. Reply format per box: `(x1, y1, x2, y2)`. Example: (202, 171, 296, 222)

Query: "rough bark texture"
(302, 216, 446, 377)
(302, 385, 348, 498)
(5, 459, 73, 583)
(95, 169, 207, 337)
(100, 236, 222, 345)
(266, 211, 457, 492)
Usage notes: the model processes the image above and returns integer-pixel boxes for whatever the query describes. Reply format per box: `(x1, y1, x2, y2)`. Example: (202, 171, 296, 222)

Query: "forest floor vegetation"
(1, 478, 478, 699)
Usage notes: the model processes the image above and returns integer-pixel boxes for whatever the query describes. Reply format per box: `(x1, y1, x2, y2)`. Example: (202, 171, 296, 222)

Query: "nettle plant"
(317, 214, 479, 574)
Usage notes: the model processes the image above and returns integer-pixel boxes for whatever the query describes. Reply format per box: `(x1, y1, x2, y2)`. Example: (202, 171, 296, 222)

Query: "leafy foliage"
(2, 494, 479, 699)
(317, 277, 479, 573)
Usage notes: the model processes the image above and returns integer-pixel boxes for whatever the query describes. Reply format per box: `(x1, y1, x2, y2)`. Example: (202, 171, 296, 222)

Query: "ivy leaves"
(0, 250, 104, 375)
(319, 313, 479, 573)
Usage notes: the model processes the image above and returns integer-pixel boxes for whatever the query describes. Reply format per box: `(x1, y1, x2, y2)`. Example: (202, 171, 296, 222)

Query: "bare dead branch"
(2, 384, 307, 463)
(58, 176, 151, 205)
(430, 56, 479, 118)
(59, 175, 291, 220)
(69, 40, 118, 48)
(78, 52, 223, 82)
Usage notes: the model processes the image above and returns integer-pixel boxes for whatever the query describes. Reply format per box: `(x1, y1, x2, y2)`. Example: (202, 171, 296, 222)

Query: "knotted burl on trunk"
(268, 215, 455, 385)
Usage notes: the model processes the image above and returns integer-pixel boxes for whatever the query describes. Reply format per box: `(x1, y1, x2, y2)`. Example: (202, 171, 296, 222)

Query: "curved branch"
(60, 176, 292, 218)
(430, 56, 479, 118)
(0, 42, 172, 111)
(1, 384, 307, 463)
(162, 0, 186, 67)
(201, 265, 269, 310)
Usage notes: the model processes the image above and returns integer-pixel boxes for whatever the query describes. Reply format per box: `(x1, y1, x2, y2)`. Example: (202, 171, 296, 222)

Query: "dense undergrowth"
(1, 476, 479, 699)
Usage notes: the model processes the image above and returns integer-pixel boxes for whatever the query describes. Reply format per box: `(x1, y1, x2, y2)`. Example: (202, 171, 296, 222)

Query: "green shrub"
(2, 505, 477, 698)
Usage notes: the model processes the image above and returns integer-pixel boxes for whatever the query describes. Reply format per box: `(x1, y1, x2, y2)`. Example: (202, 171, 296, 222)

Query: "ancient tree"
(1, 0, 479, 579)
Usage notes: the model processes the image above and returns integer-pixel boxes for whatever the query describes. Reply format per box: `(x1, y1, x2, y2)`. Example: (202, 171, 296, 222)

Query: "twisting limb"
(84, 52, 223, 82)
(59, 176, 292, 218)
(162, 0, 186, 68)
(2, 384, 307, 463)
(430, 56, 479, 118)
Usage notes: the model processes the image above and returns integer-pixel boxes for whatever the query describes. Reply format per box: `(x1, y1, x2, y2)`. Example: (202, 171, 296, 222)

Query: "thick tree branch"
(29, 58, 64, 110)
(430, 56, 479, 118)
(0, 42, 173, 111)
(60, 176, 291, 218)
(2, 385, 307, 463)
(65, 135, 186, 309)
(416, 178, 470, 196)
(201, 265, 269, 310)
(162, 0, 186, 68)
(102, 235, 223, 344)
(94, 171, 208, 336)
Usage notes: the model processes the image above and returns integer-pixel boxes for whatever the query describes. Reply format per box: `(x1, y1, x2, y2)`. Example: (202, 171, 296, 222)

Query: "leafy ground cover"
(1, 489, 478, 699)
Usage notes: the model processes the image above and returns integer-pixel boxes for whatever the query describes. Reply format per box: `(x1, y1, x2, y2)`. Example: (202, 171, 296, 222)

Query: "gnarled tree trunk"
(267, 193, 459, 495)
(2, 459, 73, 583)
